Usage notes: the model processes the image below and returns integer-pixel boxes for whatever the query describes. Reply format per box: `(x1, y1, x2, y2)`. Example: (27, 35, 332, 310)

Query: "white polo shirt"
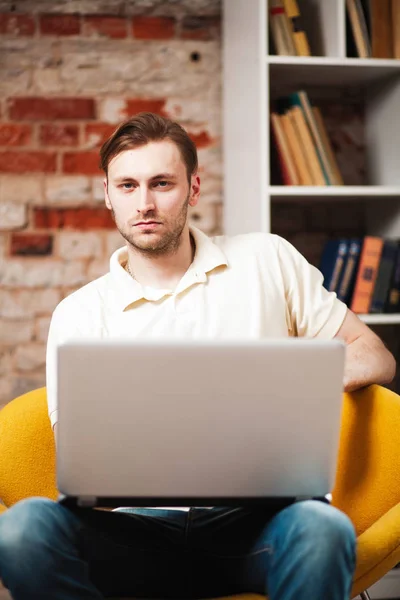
(46, 226, 347, 430)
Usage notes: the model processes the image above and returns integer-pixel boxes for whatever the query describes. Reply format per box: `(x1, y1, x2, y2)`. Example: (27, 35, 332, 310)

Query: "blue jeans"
(0, 497, 356, 599)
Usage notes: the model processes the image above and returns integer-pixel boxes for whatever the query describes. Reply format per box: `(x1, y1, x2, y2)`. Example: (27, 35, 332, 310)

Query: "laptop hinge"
(77, 496, 97, 508)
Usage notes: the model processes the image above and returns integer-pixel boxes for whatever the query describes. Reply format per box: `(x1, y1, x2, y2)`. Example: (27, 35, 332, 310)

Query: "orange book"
(281, 111, 313, 185)
(289, 106, 325, 186)
(392, 0, 400, 59)
(270, 112, 299, 185)
(371, 0, 393, 58)
(350, 237, 384, 314)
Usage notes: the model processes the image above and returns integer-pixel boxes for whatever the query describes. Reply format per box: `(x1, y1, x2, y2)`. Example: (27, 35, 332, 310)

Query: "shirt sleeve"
(277, 236, 348, 339)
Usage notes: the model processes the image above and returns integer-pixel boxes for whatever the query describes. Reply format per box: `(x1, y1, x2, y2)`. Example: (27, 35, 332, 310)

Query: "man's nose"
(136, 187, 155, 213)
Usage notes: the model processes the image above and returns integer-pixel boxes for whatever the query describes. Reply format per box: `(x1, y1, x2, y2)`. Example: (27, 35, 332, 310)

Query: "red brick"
(0, 14, 36, 36)
(0, 151, 56, 173)
(62, 152, 101, 175)
(85, 123, 116, 147)
(39, 14, 81, 36)
(10, 233, 53, 256)
(39, 124, 79, 146)
(0, 124, 31, 146)
(181, 16, 221, 40)
(83, 15, 127, 39)
(188, 131, 214, 148)
(34, 207, 115, 230)
(125, 99, 167, 117)
(132, 16, 176, 40)
(9, 97, 95, 121)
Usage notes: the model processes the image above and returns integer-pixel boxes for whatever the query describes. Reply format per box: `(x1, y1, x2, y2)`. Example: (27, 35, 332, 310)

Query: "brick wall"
(0, 0, 222, 404)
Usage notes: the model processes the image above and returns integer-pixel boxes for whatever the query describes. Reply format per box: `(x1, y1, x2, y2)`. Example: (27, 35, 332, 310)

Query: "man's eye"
(122, 183, 134, 190)
(156, 181, 169, 187)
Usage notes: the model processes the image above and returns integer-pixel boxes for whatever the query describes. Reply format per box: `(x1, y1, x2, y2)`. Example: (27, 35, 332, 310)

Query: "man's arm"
(334, 309, 396, 392)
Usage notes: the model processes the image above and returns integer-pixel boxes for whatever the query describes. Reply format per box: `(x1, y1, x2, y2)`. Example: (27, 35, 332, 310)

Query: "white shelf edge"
(359, 314, 400, 325)
(269, 186, 400, 197)
(267, 55, 400, 68)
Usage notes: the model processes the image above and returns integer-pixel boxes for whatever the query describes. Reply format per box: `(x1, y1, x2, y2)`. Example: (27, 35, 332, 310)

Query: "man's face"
(104, 141, 200, 256)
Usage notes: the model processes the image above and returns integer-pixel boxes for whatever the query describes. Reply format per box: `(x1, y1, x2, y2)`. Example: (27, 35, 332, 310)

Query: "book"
(312, 107, 344, 185)
(370, 0, 393, 59)
(385, 242, 400, 313)
(268, 0, 297, 55)
(270, 112, 299, 185)
(282, 0, 311, 56)
(392, 0, 400, 59)
(287, 104, 326, 185)
(281, 111, 313, 185)
(350, 236, 384, 314)
(290, 91, 334, 185)
(370, 240, 398, 313)
(337, 239, 362, 305)
(319, 239, 350, 292)
(346, 0, 371, 58)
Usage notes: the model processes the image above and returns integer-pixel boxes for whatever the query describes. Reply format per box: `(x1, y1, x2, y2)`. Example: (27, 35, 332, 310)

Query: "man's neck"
(126, 229, 195, 290)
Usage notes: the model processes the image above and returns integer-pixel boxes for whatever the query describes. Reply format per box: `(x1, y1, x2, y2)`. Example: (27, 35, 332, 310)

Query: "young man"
(0, 113, 395, 600)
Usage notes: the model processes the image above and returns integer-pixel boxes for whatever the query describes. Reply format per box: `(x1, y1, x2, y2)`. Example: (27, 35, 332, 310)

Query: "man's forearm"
(343, 335, 396, 392)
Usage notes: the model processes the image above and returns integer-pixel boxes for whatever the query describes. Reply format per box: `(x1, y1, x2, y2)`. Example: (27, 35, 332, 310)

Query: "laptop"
(56, 338, 346, 508)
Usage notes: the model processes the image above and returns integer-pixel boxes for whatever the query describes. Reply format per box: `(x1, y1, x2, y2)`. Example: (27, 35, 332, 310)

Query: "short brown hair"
(99, 112, 198, 182)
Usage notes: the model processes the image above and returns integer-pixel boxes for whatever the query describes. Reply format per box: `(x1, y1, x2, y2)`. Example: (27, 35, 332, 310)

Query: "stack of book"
(270, 90, 344, 186)
(346, 0, 400, 59)
(319, 237, 400, 314)
(268, 0, 311, 56)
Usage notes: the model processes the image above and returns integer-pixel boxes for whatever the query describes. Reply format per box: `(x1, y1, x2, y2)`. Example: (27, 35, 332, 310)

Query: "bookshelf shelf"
(359, 314, 400, 325)
(268, 56, 400, 89)
(269, 186, 400, 202)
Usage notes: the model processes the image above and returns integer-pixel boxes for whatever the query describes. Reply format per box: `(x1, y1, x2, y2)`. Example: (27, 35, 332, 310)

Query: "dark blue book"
(370, 240, 398, 313)
(337, 239, 362, 306)
(319, 239, 349, 293)
(385, 242, 400, 313)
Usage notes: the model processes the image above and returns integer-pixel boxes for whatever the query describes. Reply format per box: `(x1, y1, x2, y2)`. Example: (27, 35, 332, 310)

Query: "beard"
(111, 192, 190, 258)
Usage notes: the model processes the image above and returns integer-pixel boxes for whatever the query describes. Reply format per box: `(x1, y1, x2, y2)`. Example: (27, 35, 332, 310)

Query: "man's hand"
(334, 309, 396, 392)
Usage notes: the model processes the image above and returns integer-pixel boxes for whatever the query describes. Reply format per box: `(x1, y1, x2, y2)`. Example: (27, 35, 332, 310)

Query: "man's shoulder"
(211, 231, 281, 256)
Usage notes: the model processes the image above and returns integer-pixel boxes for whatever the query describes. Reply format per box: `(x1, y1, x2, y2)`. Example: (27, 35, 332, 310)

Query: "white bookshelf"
(223, 0, 400, 327)
(223, 2, 400, 595)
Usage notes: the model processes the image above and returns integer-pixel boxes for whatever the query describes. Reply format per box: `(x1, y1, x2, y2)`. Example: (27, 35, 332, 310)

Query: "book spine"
(370, 240, 398, 313)
(270, 113, 299, 185)
(385, 243, 400, 313)
(346, 0, 371, 58)
(282, 0, 311, 56)
(269, 0, 297, 55)
(350, 237, 384, 314)
(370, 0, 393, 58)
(337, 239, 362, 305)
(312, 107, 344, 186)
(281, 111, 311, 185)
(290, 105, 325, 186)
(392, 0, 400, 59)
(297, 91, 334, 185)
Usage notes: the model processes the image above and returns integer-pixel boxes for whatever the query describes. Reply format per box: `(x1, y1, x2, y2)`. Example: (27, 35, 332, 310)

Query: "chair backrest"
(0, 387, 57, 507)
(1, 384, 400, 537)
(332, 384, 400, 535)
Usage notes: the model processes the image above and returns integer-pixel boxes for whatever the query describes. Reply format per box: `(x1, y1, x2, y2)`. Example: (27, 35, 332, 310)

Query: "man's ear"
(189, 173, 200, 208)
(104, 178, 112, 210)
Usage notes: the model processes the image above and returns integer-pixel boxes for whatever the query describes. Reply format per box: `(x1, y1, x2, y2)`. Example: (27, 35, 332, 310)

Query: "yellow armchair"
(0, 385, 400, 600)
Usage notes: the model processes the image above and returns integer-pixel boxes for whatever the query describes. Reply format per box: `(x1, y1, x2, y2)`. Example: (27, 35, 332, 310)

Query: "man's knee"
(0, 497, 79, 567)
(287, 500, 356, 550)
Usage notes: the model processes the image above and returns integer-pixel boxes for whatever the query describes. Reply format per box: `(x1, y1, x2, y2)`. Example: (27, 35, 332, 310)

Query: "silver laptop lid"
(56, 338, 345, 507)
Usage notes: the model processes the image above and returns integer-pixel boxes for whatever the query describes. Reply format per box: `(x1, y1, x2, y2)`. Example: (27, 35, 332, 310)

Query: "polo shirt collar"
(109, 226, 228, 311)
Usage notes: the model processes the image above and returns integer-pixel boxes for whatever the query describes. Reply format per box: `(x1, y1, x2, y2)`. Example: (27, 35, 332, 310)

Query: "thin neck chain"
(126, 260, 134, 279)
